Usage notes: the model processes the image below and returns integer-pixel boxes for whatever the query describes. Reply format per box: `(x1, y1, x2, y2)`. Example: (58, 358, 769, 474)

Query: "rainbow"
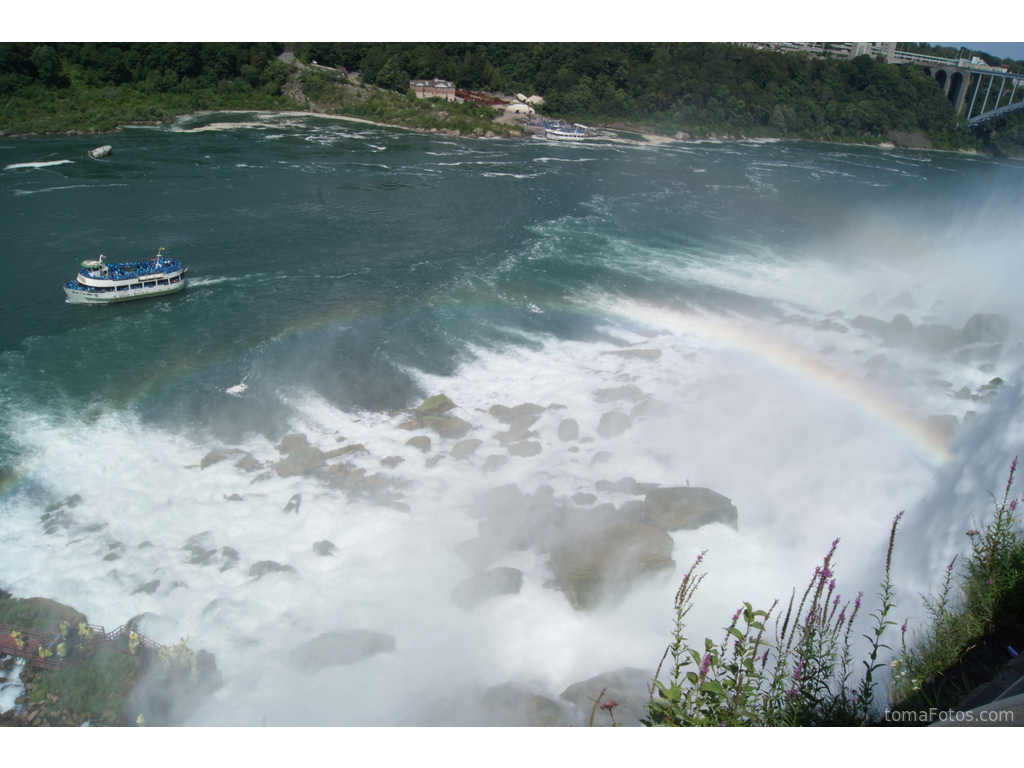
(602, 300, 951, 465)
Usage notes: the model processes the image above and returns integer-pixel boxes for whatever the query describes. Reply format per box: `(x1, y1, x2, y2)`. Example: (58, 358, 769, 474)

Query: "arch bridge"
(888, 50, 1024, 126)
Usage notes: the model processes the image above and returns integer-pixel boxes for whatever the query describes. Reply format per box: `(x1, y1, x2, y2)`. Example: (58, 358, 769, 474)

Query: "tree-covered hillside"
(0, 43, 296, 134)
(3, 42, 1023, 156)
(298, 42, 1024, 153)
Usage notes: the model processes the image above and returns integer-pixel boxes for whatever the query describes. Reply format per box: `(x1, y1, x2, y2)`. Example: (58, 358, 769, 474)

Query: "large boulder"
(643, 487, 738, 531)
(489, 403, 546, 424)
(407, 682, 573, 726)
(424, 415, 472, 440)
(289, 630, 396, 673)
(419, 393, 456, 419)
(276, 433, 309, 454)
(962, 313, 1010, 344)
(550, 520, 675, 609)
(451, 567, 523, 610)
(560, 667, 655, 727)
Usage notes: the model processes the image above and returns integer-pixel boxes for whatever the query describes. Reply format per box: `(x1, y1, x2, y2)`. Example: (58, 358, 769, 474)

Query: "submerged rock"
(273, 446, 326, 477)
(313, 540, 337, 557)
(630, 398, 670, 419)
(597, 411, 632, 438)
(236, 454, 262, 472)
(603, 349, 662, 360)
(481, 454, 509, 472)
(289, 630, 396, 673)
(596, 477, 659, 495)
(408, 682, 573, 726)
(452, 439, 483, 458)
(425, 415, 472, 439)
(324, 444, 366, 459)
(451, 567, 524, 610)
(489, 403, 546, 424)
(551, 520, 675, 610)
(44, 494, 82, 513)
(405, 435, 431, 453)
(963, 313, 1010, 344)
(201, 449, 245, 470)
(595, 385, 646, 403)
(643, 487, 738, 532)
(495, 414, 540, 446)
(507, 441, 542, 458)
(557, 418, 579, 442)
(248, 560, 297, 579)
(283, 493, 301, 514)
(560, 667, 655, 727)
(276, 433, 309, 454)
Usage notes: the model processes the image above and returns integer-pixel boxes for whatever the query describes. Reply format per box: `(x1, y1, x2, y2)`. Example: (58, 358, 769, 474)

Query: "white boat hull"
(64, 278, 187, 304)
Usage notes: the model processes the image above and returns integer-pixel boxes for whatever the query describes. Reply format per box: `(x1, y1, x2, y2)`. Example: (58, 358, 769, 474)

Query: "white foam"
(4, 160, 73, 170)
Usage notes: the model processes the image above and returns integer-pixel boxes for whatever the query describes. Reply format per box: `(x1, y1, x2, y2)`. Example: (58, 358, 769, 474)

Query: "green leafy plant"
(644, 513, 904, 726)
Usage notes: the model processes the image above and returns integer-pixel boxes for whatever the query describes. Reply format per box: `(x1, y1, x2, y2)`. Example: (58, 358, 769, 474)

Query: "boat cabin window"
(117, 285, 129, 291)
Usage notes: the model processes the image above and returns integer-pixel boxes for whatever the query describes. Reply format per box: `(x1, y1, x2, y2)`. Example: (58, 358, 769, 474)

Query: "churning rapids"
(1, 113, 1023, 725)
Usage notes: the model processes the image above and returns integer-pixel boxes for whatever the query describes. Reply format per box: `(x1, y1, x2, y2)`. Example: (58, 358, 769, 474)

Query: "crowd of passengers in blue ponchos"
(64, 258, 183, 292)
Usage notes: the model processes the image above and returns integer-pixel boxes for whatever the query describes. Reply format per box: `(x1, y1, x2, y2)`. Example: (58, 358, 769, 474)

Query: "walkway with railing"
(0, 622, 164, 671)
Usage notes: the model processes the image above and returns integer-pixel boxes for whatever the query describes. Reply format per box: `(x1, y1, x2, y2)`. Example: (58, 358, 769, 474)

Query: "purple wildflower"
(599, 699, 619, 711)
(730, 608, 742, 626)
(786, 688, 799, 701)
(1011, 499, 1018, 512)
(792, 661, 804, 682)
(966, 529, 979, 537)
(699, 653, 712, 678)
(947, 558, 956, 572)
(761, 650, 770, 668)
(988, 579, 994, 585)
(854, 593, 862, 611)
(901, 621, 908, 639)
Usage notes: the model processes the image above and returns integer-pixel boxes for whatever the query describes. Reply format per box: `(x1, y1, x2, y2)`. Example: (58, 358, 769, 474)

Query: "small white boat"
(544, 123, 590, 141)
(88, 145, 113, 159)
(63, 248, 188, 304)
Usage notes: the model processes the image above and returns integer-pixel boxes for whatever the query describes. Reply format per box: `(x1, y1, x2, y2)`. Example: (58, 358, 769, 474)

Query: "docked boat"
(544, 123, 590, 141)
(63, 248, 188, 304)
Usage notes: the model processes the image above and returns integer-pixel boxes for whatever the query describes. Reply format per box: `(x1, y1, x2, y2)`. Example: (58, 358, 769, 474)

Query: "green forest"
(2, 42, 1023, 156)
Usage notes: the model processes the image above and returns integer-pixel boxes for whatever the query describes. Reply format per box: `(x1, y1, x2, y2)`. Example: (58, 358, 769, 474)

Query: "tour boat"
(88, 145, 113, 159)
(544, 123, 590, 141)
(63, 248, 188, 304)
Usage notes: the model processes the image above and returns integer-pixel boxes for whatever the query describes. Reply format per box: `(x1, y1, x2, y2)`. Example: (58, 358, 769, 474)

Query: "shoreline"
(0, 107, 984, 156)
